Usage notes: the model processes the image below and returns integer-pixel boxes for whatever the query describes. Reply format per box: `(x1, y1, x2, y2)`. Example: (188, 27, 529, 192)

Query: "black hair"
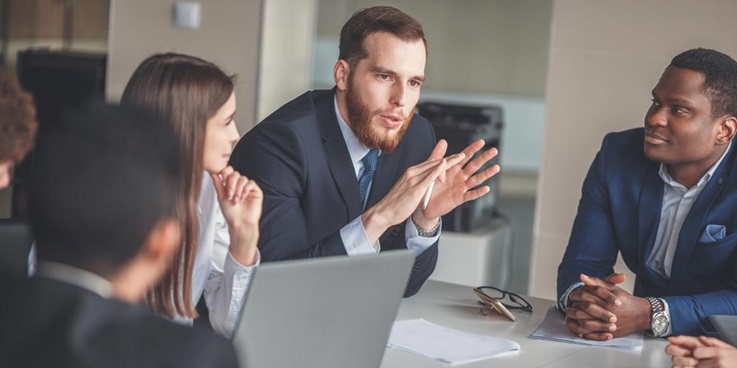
(29, 101, 181, 276)
(670, 48, 737, 117)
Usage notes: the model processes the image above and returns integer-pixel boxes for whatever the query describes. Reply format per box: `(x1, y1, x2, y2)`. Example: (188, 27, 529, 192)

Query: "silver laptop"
(709, 315, 737, 346)
(231, 250, 415, 368)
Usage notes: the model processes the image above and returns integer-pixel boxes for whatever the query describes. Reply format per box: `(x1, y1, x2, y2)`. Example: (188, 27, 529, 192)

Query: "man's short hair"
(29, 102, 181, 276)
(670, 48, 737, 118)
(0, 71, 37, 163)
(339, 5, 427, 68)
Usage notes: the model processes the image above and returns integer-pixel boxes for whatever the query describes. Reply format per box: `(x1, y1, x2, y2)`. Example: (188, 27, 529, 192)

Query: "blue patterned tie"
(358, 149, 379, 208)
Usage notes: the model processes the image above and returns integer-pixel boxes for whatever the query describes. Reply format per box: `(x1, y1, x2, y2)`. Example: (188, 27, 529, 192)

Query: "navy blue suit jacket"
(557, 128, 737, 335)
(230, 89, 438, 296)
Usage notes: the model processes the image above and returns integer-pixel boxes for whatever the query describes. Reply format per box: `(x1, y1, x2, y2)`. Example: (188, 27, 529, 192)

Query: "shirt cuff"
(660, 298, 673, 337)
(404, 217, 441, 255)
(340, 216, 380, 256)
(227, 248, 261, 270)
(558, 282, 584, 311)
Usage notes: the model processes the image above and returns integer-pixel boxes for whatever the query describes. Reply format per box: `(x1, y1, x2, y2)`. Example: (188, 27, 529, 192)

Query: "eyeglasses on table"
(473, 286, 533, 322)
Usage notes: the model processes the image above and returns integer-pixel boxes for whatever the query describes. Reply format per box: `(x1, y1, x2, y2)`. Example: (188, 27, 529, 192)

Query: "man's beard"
(345, 80, 412, 153)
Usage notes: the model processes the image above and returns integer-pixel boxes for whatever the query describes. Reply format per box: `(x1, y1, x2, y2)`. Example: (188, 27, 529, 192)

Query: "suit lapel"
(668, 147, 734, 291)
(638, 162, 667, 289)
(315, 91, 363, 219)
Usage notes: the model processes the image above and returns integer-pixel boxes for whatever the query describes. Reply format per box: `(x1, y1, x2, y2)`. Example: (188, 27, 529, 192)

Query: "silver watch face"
(652, 312, 669, 335)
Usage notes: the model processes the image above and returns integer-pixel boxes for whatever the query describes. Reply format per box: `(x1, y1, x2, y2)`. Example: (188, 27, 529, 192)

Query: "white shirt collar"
(35, 260, 114, 298)
(333, 95, 380, 173)
(658, 141, 732, 190)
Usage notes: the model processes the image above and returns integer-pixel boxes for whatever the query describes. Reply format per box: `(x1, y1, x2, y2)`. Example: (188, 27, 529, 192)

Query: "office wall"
(314, 0, 551, 98)
(107, 0, 262, 131)
(529, 0, 737, 299)
(257, 0, 316, 121)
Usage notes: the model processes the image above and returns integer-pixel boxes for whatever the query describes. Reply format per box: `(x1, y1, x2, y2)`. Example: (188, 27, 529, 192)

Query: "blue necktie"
(358, 149, 379, 208)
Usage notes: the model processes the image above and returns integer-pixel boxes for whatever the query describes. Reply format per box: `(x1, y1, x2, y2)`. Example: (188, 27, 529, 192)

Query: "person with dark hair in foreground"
(557, 48, 737, 340)
(231, 6, 499, 297)
(0, 103, 238, 367)
(0, 70, 37, 189)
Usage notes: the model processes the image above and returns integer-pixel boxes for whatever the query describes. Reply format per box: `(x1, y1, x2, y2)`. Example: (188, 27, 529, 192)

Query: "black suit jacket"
(0, 276, 238, 368)
(231, 89, 438, 296)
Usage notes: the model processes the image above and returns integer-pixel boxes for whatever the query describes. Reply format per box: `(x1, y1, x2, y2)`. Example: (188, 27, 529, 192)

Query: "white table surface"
(381, 280, 671, 368)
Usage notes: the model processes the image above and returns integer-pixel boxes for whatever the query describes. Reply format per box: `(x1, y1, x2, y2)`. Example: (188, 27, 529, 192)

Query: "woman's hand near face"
(210, 166, 263, 266)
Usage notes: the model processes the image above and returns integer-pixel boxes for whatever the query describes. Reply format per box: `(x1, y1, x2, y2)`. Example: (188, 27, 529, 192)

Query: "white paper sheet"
(529, 306, 643, 350)
(388, 319, 520, 365)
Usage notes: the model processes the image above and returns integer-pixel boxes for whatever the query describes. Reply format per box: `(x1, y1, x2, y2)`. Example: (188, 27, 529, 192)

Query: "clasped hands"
(362, 139, 500, 242)
(565, 273, 652, 341)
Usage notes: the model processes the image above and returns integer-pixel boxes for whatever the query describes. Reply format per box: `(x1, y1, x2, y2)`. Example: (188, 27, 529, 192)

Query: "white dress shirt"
(35, 261, 114, 298)
(177, 174, 259, 337)
(333, 96, 440, 256)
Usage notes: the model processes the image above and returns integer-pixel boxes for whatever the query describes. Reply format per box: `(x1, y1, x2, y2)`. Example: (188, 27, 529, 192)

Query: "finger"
(243, 180, 263, 200)
(462, 185, 490, 203)
(465, 164, 501, 189)
(457, 139, 486, 167)
(427, 139, 448, 161)
(604, 272, 627, 284)
(565, 316, 593, 336)
(224, 172, 242, 201)
(209, 172, 228, 200)
(462, 147, 498, 175)
(234, 176, 250, 203)
(570, 287, 614, 310)
(567, 304, 617, 327)
(698, 336, 732, 348)
(580, 274, 621, 306)
(220, 165, 235, 177)
(582, 331, 613, 341)
(669, 336, 707, 349)
(666, 343, 695, 357)
(671, 355, 700, 367)
(692, 347, 718, 360)
(444, 152, 466, 168)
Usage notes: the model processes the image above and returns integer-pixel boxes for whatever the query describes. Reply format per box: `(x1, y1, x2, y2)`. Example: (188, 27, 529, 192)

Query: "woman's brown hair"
(121, 53, 234, 318)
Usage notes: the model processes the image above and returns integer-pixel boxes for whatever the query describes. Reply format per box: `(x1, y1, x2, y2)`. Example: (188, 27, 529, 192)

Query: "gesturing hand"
(361, 140, 465, 243)
(210, 166, 263, 266)
(414, 139, 500, 226)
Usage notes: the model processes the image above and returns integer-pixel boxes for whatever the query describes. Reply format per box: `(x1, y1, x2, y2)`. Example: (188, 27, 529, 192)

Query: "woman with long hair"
(121, 53, 262, 337)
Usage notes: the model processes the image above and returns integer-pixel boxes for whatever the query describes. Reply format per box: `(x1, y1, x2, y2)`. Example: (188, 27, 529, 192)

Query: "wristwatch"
(413, 217, 441, 237)
(646, 296, 669, 337)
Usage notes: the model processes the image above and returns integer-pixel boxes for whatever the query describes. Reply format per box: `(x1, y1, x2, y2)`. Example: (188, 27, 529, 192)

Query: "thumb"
(428, 139, 448, 161)
(604, 272, 627, 285)
(580, 273, 612, 287)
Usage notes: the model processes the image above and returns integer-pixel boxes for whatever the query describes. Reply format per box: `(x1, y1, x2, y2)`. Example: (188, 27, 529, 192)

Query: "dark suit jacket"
(0, 276, 238, 368)
(231, 89, 438, 296)
(557, 128, 737, 335)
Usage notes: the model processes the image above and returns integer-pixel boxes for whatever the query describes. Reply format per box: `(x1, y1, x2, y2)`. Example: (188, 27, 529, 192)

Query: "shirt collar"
(333, 94, 380, 167)
(658, 141, 732, 189)
(35, 260, 114, 298)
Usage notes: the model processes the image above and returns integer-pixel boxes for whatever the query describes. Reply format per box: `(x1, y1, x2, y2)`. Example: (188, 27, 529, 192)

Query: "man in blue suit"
(231, 6, 499, 296)
(558, 48, 737, 340)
